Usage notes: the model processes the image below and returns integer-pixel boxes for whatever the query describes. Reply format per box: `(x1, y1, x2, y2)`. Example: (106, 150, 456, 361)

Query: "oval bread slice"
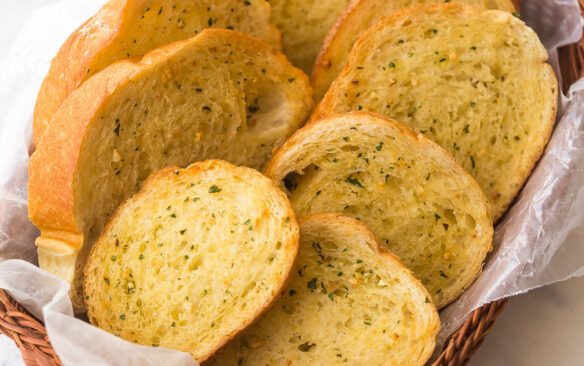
(264, 112, 493, 307)
(28, 28, 312, 313)
(33, 0, 283, 145)
(311, 3, 558, 221)
(84, 160, 300, 363)
(208, 213, 439, 366)
(311, 0, 516, 101)
(269, 0, 352, 74)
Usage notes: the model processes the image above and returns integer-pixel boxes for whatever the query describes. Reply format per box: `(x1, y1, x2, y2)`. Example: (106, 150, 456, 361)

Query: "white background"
(0, 1, 583, 365)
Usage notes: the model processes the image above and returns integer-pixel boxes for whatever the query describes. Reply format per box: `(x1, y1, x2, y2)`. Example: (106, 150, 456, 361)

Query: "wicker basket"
(1, 1, 583, 365)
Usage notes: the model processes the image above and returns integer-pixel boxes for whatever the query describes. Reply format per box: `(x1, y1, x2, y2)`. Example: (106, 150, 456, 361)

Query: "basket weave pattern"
(1, 1, 583, 365)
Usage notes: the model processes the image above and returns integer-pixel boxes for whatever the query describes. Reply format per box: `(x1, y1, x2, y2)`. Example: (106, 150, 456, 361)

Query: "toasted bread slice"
(269, 0, 353, 74)
(311, 0, 516, 101)
(264, 112, 493, 307)
(207, 213, 439, 365)
(33, 0, 283, 145)
(84, 160, 299, 363)
(312, 4, 558, 221)
(28, 29, 312, 313)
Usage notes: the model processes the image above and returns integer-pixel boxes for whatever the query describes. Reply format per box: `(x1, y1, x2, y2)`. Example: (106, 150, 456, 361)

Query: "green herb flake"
(470, 102, 476, 108)
(425, 297, 431, 303)
(345, 176, 365, 189)
(364, 321, 371, 326)
(328, 293, 334, 301)
(289, 289, 297, 296)
(209, 185, 221, 193)
(298, 342, 316, 352)
(111, 256, 116, 262)
(356, 259, 363, 264)
(439, 270, 449, 278)
(470, 155, 476, 169)
(104, 277, 110, 285)
(170, 213, 176, 218)
(139, 254, 144, 260)
(307, 278, 317, 290)
(243, 0, 251, 4)
(434, 213, 441, 221)
(463, 124, 470, 133)
(120, 314, 126, 320)
(342, 136, 349, 141)
(376, 141, 384, 151)
(180, 229, 186, 235)
(288, 78, 296, 83)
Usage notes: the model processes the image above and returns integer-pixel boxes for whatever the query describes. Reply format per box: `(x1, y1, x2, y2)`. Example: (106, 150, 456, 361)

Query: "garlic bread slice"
(84, 160, 299, 363)
(264, 112, 492, 307)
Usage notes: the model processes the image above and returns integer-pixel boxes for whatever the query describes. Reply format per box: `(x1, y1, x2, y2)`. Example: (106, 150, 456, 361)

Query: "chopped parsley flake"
(345, 176, 365, 189)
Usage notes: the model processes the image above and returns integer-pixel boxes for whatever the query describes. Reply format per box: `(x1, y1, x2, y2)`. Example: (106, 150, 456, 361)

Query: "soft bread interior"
(311, 0, 516, 101)
(84, 160, 299, 362)
(269, 0, 352, 73)
(313, 4, 557, 221)
(33, 0, 282, 145)
(207, 213, 439, 366)
(264, 113, 493, 307)
(86, 0, 282, 84)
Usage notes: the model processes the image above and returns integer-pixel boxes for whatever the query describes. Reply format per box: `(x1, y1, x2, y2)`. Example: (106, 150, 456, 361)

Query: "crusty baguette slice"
(312, 4, 558, 221)
(269, 0, 353, 74)
(264, 112, 493, 307)
(84, 160, 299, 363)
(33, 0, 283, 145)
(207, 213, 439, 366)
(28, 29, 312, 313)
(311, 0, 516, 101)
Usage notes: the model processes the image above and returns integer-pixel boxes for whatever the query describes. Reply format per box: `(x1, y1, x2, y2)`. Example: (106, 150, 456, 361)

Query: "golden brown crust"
(84, 159, 300, 362)
(494, 63, 558, 220)
(33, 0, 126, 146)
(310, 0, 360, 99)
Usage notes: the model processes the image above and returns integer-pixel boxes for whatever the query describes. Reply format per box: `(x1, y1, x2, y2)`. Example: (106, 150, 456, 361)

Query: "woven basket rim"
(2, 1, 584, 365)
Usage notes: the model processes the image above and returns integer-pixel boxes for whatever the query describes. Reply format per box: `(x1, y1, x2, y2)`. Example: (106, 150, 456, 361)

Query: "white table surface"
(0, 2, 583, 366)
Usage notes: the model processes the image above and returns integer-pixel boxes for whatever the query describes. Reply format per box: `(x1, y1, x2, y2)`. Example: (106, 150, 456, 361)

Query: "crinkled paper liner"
(0, 0, 582, 364)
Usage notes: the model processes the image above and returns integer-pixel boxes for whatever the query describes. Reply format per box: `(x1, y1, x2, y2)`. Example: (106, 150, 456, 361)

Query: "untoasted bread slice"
(207, 213, 439, 365)
(269, 0, 352, 74)
(312, 4, 558, 221)
(28, 29, 312, 313)
(33, 0, 283, 145)
(264, 112, 493, 307)
(311, 0, 516, 101)
(84, 160, 299, 363)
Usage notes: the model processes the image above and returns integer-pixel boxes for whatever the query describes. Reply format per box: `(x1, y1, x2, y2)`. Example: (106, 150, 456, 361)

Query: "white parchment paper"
(0, 0, 582, 364)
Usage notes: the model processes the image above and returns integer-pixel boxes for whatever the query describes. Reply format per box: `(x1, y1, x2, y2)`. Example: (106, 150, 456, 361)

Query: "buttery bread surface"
(264, 112, 493, 307)
(311, 0, 516, 101)
(208, 213, 439, 365)
(84, 160, 299, 363)
(312, 4, 558, 221)
(34, 0, 282, 145)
